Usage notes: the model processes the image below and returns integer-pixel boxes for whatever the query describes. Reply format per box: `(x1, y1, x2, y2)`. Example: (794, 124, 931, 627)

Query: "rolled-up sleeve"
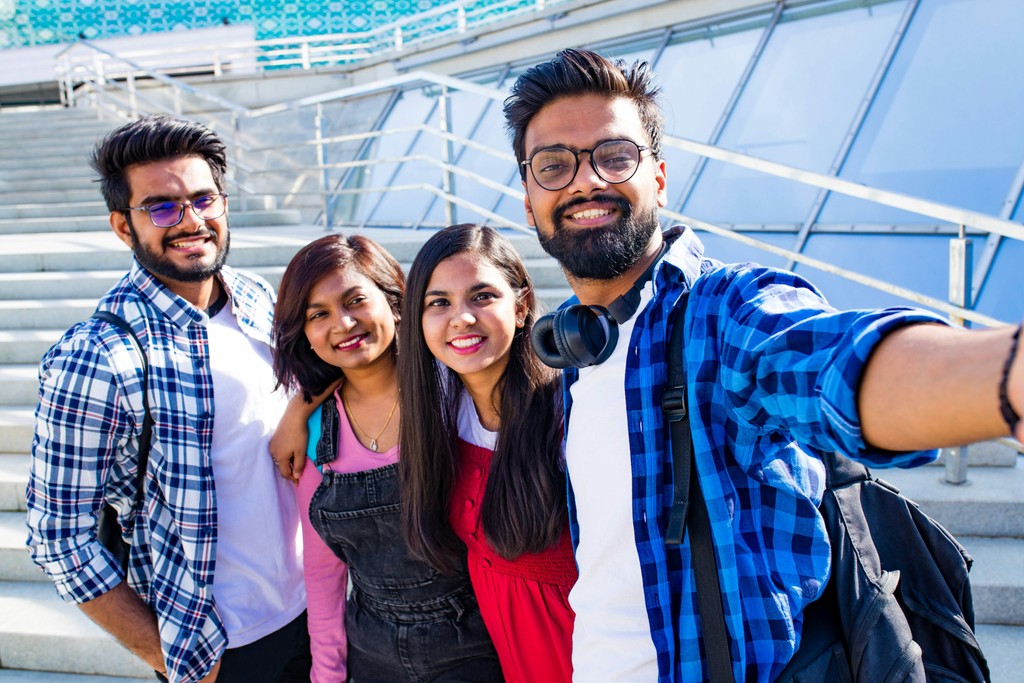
(704, 265, 945, 467)
(26, 331, 135, 602)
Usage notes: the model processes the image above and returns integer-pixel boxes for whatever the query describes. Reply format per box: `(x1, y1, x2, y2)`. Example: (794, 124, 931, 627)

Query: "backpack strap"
(662, 294, 736, 683)
(92, 311, 152, 526)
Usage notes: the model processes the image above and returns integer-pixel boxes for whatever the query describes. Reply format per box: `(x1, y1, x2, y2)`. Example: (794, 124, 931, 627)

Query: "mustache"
(555, 194, 633, 218)
(162, 230, 216, 247)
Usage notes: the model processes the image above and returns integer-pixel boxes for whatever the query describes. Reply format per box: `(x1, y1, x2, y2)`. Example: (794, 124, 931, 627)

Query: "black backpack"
(662, 295, 990, 682)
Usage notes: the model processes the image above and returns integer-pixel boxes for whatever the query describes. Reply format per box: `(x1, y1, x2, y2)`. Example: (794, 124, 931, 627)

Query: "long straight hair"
(398, 224, 566, 571)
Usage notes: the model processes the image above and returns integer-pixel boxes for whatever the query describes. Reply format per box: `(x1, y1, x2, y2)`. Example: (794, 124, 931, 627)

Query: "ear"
(655, 158, 668, 208)
(514, 295, 529, 329)
(110, 211, 134, 250)
(523, 180, 536, 227)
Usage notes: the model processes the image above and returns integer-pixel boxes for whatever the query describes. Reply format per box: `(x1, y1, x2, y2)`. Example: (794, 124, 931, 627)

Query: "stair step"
(0, 366, 37, 405)
(0, 512, 38, 582)
(0, 408, 33, 456)
(977, 623, 1024, 683)
(875, 462, 1024, 537)
(0, 454, 29, 512)
(0, 330, 63, 364)
(0, 671, 151, 683)
(0, 202, 106, 220)
(0, 210, 303, 235)
(961, 536, 1024, 625)
(0, 581, 153, 678)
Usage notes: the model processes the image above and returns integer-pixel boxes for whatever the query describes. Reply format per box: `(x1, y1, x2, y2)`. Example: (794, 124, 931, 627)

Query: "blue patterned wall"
(0, 0, 451, 49)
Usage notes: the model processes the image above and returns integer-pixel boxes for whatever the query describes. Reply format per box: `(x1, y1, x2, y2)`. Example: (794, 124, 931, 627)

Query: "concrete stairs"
(1, 105, 1021, 681)
(0, 104, 574, 680)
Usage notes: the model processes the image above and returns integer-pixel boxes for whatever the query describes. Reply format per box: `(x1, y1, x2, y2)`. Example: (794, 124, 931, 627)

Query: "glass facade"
(335, 0, 1021, 323)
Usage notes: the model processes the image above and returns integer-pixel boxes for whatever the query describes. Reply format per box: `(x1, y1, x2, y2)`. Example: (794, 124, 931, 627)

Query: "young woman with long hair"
(398, 224, 577, 682)
(271, 233, 501, 682)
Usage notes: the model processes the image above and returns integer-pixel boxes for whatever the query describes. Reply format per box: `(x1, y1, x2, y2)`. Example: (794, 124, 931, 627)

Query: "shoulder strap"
(662, 294, 736, 683)
(92, 311, 152, 521)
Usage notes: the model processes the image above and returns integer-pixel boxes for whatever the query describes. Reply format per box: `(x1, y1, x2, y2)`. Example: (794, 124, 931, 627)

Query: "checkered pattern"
(26, 259, 277, 683)
(563, 226, 942, 682)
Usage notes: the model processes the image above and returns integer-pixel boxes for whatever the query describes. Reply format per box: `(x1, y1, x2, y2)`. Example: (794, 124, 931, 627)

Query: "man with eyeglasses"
(26, 115, 311, 682)
(504, 49, 1022, 681)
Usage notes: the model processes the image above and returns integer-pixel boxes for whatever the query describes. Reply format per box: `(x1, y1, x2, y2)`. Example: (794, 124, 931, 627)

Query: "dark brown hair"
(503, 47, 664, 178)
(90, 114, 227, 213)
(273, 234, 405, 401)
(398, 224, 566, 571)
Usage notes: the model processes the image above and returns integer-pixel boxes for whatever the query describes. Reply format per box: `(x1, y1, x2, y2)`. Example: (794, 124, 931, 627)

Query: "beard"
(537, 194, 661, 280)
(128, 220, 230, 283)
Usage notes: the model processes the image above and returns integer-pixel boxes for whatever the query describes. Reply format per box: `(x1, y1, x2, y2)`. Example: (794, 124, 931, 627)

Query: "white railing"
(53, 0, 569, 81)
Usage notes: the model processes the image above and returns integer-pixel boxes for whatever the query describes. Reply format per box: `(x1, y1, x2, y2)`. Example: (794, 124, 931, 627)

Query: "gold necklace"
(342, 388, 399, 452)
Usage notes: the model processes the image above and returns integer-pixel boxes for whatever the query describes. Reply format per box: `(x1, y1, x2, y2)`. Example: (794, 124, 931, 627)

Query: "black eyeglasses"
(521, 139, 650, 191)
(124, 193, 228, 228)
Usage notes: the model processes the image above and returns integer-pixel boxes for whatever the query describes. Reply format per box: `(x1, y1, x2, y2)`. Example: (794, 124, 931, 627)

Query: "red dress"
(449, 439, 578, 683)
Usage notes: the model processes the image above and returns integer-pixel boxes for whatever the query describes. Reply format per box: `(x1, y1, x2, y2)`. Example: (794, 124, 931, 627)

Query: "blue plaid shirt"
(563, 227, 943, 682)
(27, 260, 280, 682)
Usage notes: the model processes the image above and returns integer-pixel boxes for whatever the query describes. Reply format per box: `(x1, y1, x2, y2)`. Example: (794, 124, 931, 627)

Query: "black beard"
(538, 195, 660, 280)
(128, 220, 230, 283)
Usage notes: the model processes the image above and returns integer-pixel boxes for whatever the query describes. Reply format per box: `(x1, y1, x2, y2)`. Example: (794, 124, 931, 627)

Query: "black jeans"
(154, 611, 312, 683)
(310, 461, 502, 683)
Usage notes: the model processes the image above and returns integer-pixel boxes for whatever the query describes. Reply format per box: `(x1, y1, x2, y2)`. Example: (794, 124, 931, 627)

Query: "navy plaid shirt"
(563, 227, 943, 681)
(27, 260, 279, 682)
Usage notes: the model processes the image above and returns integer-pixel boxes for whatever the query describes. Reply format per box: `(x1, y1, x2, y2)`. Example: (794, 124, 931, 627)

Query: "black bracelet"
(999, 323, 1022, 432)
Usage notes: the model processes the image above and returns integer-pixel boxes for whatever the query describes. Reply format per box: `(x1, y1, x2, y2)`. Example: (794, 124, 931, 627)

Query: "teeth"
(570, 208, 612, 220)
(451, 336, 482, 349)
(336, 336, 363, 350)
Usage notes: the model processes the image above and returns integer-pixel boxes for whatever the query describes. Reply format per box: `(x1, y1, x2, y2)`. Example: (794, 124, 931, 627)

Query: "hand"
(270, 411, 308, 484)
(197, 659, 221, 682)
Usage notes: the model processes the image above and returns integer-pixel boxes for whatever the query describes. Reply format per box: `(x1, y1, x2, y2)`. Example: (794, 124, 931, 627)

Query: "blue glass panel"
(655, 26, 761, 209)
(690, 230, 794, 270)
(796, 233, 985, 313)
(421, 94, 515, 226)
(820, 0, 1024, 223)
(684, 1, 905, 224)
(974, 238, 1024, 323)
(356, 88, 435, 225)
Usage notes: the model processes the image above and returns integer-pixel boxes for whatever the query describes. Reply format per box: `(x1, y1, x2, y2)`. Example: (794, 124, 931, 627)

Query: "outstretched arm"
(858, 323, 1023, 450)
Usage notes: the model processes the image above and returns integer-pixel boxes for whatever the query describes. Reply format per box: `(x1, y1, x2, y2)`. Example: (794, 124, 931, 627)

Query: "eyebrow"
(424, 282, 498, 298)
(134, 188, 219, 206)
(306, 285, 363, 310)
(525, 137, 636, 159)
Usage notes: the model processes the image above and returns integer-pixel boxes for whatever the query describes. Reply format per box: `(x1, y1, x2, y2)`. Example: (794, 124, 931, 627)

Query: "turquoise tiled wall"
(0, 0, 453, 49)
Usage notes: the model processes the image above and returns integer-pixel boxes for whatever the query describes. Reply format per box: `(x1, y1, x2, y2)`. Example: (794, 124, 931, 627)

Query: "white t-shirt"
(206, 304, 306, 647)
(567, 284, 659, 682)
(457, 388, 498, 450)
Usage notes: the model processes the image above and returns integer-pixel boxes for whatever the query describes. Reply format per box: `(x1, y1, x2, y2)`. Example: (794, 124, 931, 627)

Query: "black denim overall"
(309, 395, 502, 683)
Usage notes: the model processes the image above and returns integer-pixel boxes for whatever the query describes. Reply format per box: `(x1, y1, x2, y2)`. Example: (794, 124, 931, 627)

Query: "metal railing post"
(127, 72, 138, 119)
(439, 86, 456, 226)
(944, 224, 974, 484)
(316, 103, 333, 230)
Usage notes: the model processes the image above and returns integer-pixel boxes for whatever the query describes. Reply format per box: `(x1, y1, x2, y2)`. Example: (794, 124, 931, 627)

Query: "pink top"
(295, 393, 399, 682)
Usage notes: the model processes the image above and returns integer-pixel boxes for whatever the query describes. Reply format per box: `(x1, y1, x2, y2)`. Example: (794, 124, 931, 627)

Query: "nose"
(449, 304, 476, 330)
(177, 202, 205, 232)
(566, 150, 607, 194)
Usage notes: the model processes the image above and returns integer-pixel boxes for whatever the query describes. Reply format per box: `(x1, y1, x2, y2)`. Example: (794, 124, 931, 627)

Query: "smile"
(569, 208, 612, 220)
(449, 336, 483, 349)
(335, 334, 367, 350)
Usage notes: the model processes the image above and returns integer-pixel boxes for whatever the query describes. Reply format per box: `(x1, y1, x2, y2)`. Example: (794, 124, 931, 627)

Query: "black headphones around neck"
(531, 245, 665, 369)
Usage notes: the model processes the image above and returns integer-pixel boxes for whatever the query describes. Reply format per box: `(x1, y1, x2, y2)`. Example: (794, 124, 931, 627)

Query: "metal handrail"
(663, 136, 1024, 243)
(54, 43, 1021, 326)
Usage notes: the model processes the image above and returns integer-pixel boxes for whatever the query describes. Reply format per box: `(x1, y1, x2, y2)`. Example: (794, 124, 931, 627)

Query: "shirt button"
(196, 579, 206, 588)
(464, 499, 474, 510)
(472, 467, 482, 479)
(481, 558, 492, 569)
